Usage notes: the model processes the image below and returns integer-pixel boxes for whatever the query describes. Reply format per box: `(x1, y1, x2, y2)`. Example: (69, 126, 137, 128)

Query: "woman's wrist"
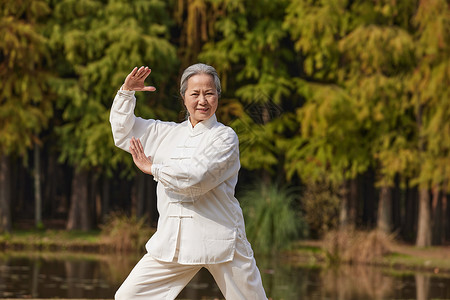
(122, 84, 133, 91)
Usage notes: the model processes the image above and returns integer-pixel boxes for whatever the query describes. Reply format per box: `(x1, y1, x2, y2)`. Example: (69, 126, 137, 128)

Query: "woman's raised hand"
(129, 137, 153, 175)
(122, 66, 156, 92)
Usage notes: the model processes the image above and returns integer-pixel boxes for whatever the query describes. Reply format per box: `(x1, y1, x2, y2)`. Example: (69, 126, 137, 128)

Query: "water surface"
(0, 252, 449, 299)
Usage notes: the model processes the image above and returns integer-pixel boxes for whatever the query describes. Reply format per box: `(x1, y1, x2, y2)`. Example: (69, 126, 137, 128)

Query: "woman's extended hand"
(122, 66, 156, 92)
(130, 137, 153, 175)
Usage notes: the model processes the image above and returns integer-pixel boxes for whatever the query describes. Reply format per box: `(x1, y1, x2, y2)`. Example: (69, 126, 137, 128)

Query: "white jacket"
(110, 90, 251, 264)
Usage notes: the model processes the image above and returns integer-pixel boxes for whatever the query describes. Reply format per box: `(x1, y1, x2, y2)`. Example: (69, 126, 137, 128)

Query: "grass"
(382, 252, 450, 275)
(13, 228, 101, 241)
(0, 229, 106, 252)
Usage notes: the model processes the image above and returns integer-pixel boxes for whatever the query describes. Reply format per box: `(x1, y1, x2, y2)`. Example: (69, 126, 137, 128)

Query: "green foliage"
(240, 183, 307, 255)
(0, 0, 53, 156)
(46, 0, 178, 175)
(286, 81, 373, 183)
(230, 111, 278, 171)
(2, 0, 450, 240)
(408, 0, 450, 189)
(282, 0, 450, 193)
(197, 0, 296, 175)
(283, 0, 344, 80)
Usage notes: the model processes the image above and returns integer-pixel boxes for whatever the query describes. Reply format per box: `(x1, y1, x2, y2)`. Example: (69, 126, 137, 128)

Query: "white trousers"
(115, 239, 268, 300)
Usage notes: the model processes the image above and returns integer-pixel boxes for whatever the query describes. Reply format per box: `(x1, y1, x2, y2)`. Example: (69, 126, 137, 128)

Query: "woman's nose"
(199, 94, 207, 104)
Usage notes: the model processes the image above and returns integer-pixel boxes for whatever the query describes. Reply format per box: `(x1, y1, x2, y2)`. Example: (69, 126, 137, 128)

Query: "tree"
(0, 0, 52, 232)
(46, 0, 178, 230)
(283, 0, 422, 233)
(338, 23, 416, 233)
(410, 0, 450, 247)
(283, 0, 372, 227)
(198, 0, 295, 183)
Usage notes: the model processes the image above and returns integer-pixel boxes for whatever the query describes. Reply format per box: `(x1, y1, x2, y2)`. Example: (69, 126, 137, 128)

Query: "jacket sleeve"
(109, 89, 175, 157)
(151, 127, 240, 199)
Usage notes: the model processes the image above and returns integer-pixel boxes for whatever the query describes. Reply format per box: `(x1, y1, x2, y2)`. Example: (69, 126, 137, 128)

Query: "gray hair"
(180, 63, 221, 98)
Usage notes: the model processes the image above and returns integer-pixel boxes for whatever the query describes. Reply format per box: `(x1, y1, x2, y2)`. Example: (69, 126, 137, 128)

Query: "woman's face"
(183, 73, 218, 127)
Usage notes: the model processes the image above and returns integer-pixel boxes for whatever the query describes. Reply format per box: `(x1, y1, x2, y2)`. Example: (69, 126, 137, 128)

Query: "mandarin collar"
(187, 114, 217, 136)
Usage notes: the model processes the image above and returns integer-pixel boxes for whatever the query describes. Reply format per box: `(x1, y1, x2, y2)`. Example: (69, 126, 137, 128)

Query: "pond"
(0, 251, 449, 299)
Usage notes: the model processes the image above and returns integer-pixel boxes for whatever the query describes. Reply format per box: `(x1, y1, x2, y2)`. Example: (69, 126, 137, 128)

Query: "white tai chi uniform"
(110, 89, 268, 299)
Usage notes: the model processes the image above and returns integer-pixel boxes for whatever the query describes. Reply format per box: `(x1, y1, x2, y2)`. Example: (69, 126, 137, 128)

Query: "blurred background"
(0, 0, 449, 299)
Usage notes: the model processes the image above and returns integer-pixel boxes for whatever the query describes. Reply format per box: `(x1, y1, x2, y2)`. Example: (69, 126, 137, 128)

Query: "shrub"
(323, 228, 394, 264)
(240, 183, 307, 255)
(100, 212, 154, 253)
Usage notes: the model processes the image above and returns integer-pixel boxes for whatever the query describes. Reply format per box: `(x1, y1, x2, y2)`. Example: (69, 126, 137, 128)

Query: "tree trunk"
(90, 174, 98, 228)
(66, 168, 91, 230)
(339, 179, 359, 228)
(442, 184, 448, 244)
(404, 181, 417, 243)
(416, 187, 431, 247)
(34, 144, 42, 228)
(136, 172, 146, 219)
(377, 185, 392, 233)
(0, 154, 12, 233)
(44, 152, 57, 218)
(393, 175, 402, 234)
(148, 177, 158, 227)
(101, 178, 110, 221)
(339, 181, 349, 228)
(431, 185, 441, 245)
(348, 178, 358, 225)
(414, 95, 431, 247)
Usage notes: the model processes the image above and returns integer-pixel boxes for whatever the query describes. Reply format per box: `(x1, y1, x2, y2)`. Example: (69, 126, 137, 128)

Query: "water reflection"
(321, 265, 395, 299)
(0, 254, 120, 299)
(0, 252, 449, 299)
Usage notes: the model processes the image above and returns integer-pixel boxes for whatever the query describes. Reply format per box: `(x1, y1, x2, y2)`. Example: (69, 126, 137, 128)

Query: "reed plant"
(100, 212, 154, 253)
(323, 228, 394, 264)
(240, 183, 307, 255)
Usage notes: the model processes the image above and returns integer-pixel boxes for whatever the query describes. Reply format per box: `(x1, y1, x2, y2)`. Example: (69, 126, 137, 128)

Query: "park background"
(1, 0, 450, 269)
(1, 0, 450, 299)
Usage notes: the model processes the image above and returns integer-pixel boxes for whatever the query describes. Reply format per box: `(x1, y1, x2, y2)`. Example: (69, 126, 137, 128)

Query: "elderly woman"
(110, 63, 268, 299)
